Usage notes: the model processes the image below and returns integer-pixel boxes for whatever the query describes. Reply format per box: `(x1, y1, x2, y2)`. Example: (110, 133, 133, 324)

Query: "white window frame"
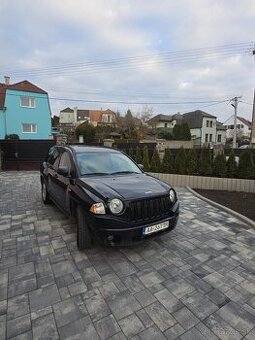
(22, 123, 37, 134)
(20, 96, 36, 108)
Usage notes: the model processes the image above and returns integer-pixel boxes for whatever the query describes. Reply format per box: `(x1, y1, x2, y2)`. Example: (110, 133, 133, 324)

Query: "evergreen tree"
(135, 146, 143, 164)
(150, 149, 161, 172)
(199, 147, 213, 176)
(173, 124, 181, 140)
(128, 147, 134, 160)
(226, 151, 237, 178)
(237, 150, 255, 179)
(186, 149, 198, 175)
(161, 149, 175, 173)
(213, 153, 227, 178)
(142, 146, 150, 171)
(174, 147, 186, 174)
(182, 123, 191, 140)
(173, 123, 191, 140)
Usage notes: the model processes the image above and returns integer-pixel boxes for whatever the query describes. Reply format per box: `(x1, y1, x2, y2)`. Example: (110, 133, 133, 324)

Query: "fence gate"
(0, 140, 56, 171)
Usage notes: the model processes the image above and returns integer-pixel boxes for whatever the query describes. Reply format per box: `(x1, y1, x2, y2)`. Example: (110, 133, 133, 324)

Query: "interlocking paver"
(6, 314, 31, 339)
(95, 314, 121, 339)
(118, 313, 144, 338)
(0, 172, 255, 339)
(32, 313, 58, 340)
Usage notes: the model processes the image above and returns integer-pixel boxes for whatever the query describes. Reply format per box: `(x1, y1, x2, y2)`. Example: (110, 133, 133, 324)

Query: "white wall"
(223, 115, 251, 139)
(59, 111, 75, 124)
(155, 120, 176, 129)
(149, 172, 255, 193)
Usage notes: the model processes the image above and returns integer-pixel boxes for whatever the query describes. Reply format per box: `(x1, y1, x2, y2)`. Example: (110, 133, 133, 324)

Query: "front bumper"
(87, 201, 179, 246)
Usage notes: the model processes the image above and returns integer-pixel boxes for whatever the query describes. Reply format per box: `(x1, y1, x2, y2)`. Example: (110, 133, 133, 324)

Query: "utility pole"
(250, 90, 255, 148)
(231, 96, 242, 149)
(250, 47, 255, 148)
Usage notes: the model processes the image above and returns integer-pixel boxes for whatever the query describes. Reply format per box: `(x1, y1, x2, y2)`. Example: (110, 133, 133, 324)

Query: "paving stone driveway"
(0, 172, 255, 340)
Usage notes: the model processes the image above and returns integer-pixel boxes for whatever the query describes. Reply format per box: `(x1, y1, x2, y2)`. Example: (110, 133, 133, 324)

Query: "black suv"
(40, 145, 179, 249)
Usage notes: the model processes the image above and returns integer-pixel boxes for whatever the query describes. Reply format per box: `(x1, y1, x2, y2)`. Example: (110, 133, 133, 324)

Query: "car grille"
(129, 196, 172, 223)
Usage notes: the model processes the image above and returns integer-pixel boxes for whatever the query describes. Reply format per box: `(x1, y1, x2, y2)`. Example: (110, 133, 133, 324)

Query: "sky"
(0, 0, 254, 122)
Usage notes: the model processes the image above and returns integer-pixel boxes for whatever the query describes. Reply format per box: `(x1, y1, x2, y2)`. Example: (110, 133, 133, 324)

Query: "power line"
(2, 91, 231, 106)
(239, 100, 253, 106)
(3, 42, 250, 77)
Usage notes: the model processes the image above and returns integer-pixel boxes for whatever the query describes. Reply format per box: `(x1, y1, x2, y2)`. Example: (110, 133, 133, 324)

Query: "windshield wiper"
(81, 172, 109, 176)
(110, 171, 140, 175)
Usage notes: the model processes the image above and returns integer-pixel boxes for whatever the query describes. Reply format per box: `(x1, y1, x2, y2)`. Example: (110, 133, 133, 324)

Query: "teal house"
(0, 77, 52, 139)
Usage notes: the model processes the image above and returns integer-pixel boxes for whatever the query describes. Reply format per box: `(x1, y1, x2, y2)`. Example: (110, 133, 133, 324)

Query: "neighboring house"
(182, 110, 226, 147)
(59, 107, 117, 127)
(90, 109, 117, 127)
(223, 115, 251, 139)
(216, 122, 227, 145)
(0, 77, 51, 139)
(148, 113, 182, 129)
(59, 107, 90, 125)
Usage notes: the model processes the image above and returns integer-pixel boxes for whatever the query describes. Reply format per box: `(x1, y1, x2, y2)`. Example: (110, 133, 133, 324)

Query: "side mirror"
(138, 164, 144, 170)
(57, 165, 69, 176)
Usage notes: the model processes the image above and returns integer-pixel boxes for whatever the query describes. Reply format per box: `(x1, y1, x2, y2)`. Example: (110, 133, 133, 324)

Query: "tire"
(41, 180, 51, 204)
(76, 205, 92, 249)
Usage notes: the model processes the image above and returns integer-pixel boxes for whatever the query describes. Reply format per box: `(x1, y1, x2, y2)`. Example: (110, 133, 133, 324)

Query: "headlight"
(89, 202, 106, 214)
(109, 198, 124, 214)
(169, 189, 176, 203)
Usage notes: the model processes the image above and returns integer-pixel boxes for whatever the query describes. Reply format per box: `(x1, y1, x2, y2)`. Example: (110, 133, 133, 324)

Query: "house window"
(20, 96, 36, 108)
(22, 123, 37, 133)
(218, 134, 222, 143)
(206, 120, 209, 127)
(209, 134, 213, 142)
(107, 115, 111, 123)
(164, 123, 167, 128)
(205, 133, 208, 142)
(210, 121, 213, 128)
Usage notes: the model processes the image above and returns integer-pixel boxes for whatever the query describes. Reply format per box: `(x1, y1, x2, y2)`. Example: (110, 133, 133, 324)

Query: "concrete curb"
(186, 186, 255, 229)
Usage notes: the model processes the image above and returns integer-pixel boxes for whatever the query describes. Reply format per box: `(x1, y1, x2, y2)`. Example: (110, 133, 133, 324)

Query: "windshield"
(76, 151, 142, 176)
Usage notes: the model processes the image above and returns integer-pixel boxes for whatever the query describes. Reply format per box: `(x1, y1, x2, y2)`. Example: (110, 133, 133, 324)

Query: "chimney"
(4, 76, 10, 85)
(73, 106, 78, 124)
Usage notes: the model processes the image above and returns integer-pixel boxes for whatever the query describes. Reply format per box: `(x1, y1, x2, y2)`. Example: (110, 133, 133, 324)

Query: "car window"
(47, 147, 59, 165)
(58, 151, 74, 176)
(76, 151, 142, 175)
(47, 147, 61, 170)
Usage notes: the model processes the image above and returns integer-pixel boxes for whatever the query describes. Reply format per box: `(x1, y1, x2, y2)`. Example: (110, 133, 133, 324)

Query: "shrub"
(213, 153, 227, 178)
(5, 134, 19, 140)
(150, 149, 161, 172)
(135, 147, 143, 164)
(199, 147, 213, 176)
(237, 150, 255, 179)
(161, 149, 175, 173)
(142, 146, 150, 171)
(186, 149, 199, 175)
(75, 122, 95, 143)
(128, 147, 134, 160)
(174, 147, 186, 174)
(226, 151, 237, 178)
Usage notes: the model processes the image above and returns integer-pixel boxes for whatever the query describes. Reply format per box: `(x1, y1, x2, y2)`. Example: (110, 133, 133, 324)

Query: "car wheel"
(41, 180, 51, 204)
(76, 205, 92, 249)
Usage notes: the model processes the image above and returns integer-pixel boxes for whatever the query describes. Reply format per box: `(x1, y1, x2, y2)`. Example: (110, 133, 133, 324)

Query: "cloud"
(0, 0, 254, 121)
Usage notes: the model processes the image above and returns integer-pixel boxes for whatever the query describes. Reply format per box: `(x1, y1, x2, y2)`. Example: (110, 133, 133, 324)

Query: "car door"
(54, 150, 75, 213)
(46, 146, 62, 200)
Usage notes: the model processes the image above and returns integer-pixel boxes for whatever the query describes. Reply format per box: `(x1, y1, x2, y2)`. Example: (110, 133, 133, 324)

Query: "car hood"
(78, 173, 170, 200)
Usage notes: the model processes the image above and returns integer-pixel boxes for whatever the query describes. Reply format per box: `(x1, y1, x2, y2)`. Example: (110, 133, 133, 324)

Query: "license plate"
(143, 221, 169, 235)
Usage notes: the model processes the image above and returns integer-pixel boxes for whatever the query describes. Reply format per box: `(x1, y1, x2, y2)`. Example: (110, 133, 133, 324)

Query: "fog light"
(107, 235, 114, 241)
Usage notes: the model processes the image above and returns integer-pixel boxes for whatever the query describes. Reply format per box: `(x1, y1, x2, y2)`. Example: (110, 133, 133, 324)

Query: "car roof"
(61, 145, 121, 154)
